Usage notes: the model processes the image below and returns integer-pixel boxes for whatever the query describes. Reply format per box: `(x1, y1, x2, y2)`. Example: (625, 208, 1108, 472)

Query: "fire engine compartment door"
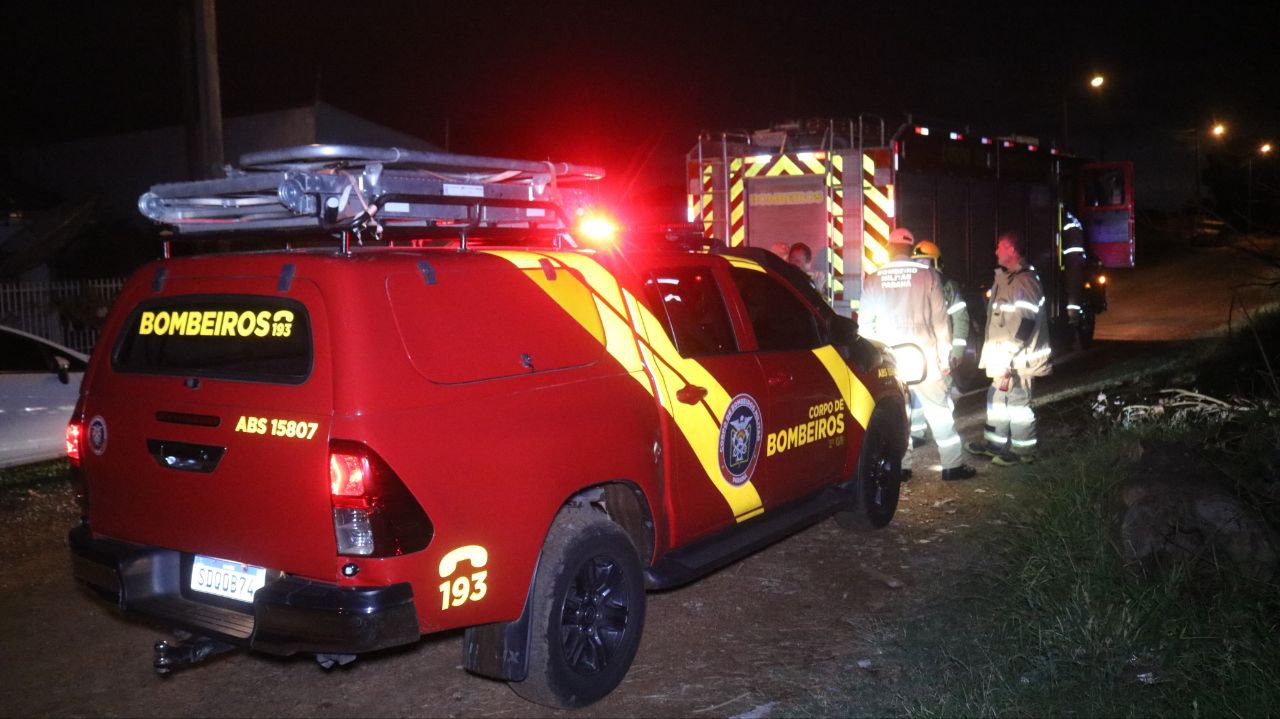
(1078, 162, 1135, 269)
(746, 175, 828, 280)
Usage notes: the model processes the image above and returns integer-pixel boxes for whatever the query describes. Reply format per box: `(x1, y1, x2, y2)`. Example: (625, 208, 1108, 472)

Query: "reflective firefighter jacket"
(1062, 211, 1087, 315)
(859, 259, 951, 378)
(978, 265, 1052, 378)
(941, 277, 970, 361)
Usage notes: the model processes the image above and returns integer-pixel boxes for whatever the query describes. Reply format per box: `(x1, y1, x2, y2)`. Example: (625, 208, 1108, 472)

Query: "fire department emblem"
(718, 394, 762, 487)
(88, 416, 108, 456)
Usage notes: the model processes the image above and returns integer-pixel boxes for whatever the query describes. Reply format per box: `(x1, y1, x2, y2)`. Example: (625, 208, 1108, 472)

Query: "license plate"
(190, 555, 267, 603)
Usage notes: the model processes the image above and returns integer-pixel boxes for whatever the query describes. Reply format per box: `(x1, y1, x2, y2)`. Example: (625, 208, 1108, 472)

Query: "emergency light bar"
(138, 145, 605, 240)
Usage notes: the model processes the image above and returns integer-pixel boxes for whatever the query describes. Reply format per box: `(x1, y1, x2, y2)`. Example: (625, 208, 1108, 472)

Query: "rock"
(1112, 440, 1280, 582)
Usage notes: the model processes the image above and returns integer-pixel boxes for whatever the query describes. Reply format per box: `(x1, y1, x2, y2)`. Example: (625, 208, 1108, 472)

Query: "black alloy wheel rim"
(559, 555, 630, 675)
(867, 433, 896, 510)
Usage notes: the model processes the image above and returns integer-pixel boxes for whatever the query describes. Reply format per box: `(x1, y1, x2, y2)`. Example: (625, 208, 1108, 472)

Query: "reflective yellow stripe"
(726, 257, 766, 273)
(632, 303, 764, 520)
(810, 345, 875, 429)
(490, 250, 764, 521)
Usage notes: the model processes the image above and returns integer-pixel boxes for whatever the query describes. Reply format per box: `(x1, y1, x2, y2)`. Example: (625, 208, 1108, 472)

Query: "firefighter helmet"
(888, 227, 915, 246)
(912, 240, 942, 269)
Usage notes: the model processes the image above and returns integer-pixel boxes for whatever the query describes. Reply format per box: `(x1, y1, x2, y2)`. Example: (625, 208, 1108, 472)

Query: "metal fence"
(0, 279, 126, 354)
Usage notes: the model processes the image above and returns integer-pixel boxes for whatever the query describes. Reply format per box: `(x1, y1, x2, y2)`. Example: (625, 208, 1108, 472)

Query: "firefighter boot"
(965, 441, 1004, 459)
(992, 453, 1035, 467)
(941, 464, 977, 481)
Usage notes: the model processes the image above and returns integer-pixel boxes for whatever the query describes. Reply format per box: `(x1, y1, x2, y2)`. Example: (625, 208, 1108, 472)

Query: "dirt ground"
(0, 442, 1022, 718)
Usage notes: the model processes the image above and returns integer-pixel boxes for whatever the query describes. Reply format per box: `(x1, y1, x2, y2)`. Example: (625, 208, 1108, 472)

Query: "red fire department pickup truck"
(67, 146, 910, 708)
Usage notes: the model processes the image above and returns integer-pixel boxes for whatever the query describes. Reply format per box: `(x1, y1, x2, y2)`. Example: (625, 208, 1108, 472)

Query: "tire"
(1076, 309, 1096, 350)
(837, 397, 907, 531)
(510, 508, 646, 709)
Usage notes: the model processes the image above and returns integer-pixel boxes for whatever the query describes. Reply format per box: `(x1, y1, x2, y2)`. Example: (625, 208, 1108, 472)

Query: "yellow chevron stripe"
(864, 207, 891, 239)
(492, 251, 765, 521)
(810, 345, 876, 430)
(744, 160, 768, 178)
(766, 155, 804, 177)
(801, 157, 826, 175)
(864, 184, 892, 217)
(863, 231, 890, 271)
(863, 153, 876, 175)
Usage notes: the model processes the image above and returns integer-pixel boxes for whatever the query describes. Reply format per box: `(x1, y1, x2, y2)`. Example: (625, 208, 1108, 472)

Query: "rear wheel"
(511, 508, 646, 709)
(837, 397, 907, 531)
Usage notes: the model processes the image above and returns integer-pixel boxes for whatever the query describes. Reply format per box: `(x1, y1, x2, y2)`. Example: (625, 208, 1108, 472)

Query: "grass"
(0, 459, 71, 490)
(898, 431, 1280, 718)
(800, 309, 1280, 718)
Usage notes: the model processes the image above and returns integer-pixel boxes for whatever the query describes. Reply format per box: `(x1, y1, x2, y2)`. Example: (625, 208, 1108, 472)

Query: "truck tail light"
(66, 420, 84, 466)
(328, 441, 433, 558)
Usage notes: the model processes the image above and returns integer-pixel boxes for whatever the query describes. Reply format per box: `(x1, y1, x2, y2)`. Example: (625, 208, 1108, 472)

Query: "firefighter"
(909, 239, 970, 447)
(787, 242, 823, 291)
(967, 231, 1052, 465)
(1061, 209, 1087, 325)
(860, 227, 976, 481)
(911, 240, 970, 376)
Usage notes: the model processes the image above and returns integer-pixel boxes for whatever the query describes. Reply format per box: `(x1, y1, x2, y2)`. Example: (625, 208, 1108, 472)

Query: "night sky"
(4, 1, 1278, 212)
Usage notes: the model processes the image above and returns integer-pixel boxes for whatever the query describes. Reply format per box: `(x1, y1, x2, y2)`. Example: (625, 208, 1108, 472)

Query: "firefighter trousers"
(904, 376, 963, 470)
(910, 375, 955, 442)
(983, 373, 1037, 456)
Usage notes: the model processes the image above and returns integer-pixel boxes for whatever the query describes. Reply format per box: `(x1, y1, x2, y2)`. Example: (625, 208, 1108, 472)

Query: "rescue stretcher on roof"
(138, 145, 605, 248)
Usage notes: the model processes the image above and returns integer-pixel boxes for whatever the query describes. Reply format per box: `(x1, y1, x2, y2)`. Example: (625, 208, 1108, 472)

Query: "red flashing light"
(1002, 140, 1014, 148)
(1027, 144, 1038, 152)
(915, 126, 930, 136)
(66, 421, 83, 466)
(980, 137, 992, 145)
(949, 132, 964, 141)
(576, 213, 621, 246)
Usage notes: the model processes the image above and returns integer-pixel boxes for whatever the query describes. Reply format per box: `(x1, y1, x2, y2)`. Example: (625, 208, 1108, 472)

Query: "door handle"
(767, 373, 792, 387)
(676, 384, 708, 405)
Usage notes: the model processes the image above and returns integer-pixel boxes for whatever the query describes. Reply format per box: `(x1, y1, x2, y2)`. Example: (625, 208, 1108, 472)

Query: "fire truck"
(687, 118, 1136, 353)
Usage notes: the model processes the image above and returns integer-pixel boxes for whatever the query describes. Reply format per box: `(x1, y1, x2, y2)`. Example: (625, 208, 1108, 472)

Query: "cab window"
(728, 267, 823, 351)
(643, 267, 738, 357)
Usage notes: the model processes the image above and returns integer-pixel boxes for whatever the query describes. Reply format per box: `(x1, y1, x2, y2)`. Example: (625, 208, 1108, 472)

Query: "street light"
(1062, 73, 1107, 153)
(1212, 123, 1227, 138)
(1262, 142, 1273, 155)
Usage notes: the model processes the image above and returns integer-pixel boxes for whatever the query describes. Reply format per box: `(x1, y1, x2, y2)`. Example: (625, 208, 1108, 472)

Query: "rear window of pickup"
(112, 294, 312, 384)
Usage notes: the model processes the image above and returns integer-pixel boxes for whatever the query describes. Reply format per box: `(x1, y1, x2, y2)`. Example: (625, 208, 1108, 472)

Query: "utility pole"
(189, 0, 224, 179)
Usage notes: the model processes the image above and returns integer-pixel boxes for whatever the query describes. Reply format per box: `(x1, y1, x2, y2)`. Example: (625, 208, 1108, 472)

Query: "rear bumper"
(68, 524, 421, 656)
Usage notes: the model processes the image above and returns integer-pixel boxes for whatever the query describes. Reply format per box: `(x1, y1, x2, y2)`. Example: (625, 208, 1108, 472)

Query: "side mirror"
(829, 316, 858, 359)
(54, 355, 71, 385)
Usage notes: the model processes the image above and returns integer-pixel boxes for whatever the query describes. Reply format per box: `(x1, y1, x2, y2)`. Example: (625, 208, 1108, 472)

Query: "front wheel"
(511, 508, 646, 709)
(837, 397, 907, 531)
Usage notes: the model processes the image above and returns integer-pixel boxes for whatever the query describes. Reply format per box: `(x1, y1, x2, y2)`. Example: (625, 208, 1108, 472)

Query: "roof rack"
(138, 145, 605, 253)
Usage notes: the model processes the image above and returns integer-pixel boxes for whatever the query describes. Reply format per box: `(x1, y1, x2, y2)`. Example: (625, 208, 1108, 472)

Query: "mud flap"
(462, 566, 538, 681)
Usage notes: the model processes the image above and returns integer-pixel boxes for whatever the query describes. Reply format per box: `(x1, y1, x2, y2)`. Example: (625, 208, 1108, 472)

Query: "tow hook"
(153, 635, 235, 676)
(315, 653, 357, 670)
